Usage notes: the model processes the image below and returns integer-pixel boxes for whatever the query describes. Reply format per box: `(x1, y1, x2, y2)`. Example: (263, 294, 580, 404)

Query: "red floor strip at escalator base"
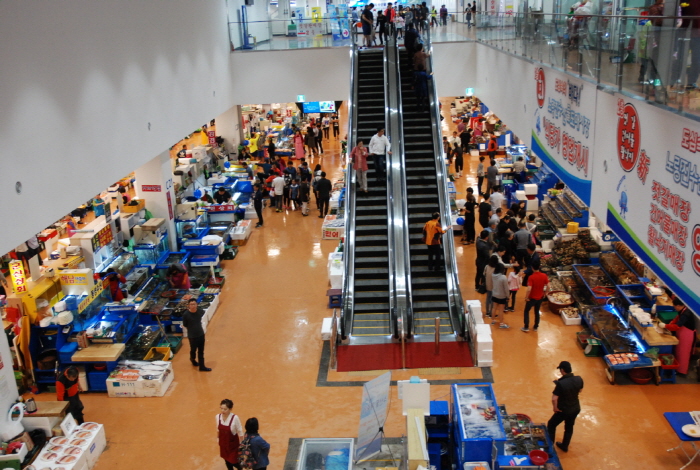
(336, 341, 474, 372)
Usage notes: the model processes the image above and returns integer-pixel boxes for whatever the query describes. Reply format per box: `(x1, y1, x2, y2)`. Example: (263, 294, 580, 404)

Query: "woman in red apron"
(660, 298, 697, 375)
(217, 399, 243, 470)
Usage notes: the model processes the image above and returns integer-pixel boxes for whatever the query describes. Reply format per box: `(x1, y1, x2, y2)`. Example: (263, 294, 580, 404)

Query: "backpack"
(238, 434, 257, 469)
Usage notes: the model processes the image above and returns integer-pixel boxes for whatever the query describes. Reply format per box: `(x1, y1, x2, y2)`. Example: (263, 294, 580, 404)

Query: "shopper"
(522, 243, 540, 286)
(512, 156, 527, 183)
(57, 366, 85, 424)
(290, 179, 300, 211)
(300, 180, 311, 216)
(482, 255, 499, 316)
(414, 65, 431, 112)
(475, 230, 491, 290)
(413, 43, 429, 71)
(423, 212, 447, 271)
(439, 4, 448, 25)
(465, 3, 472, 26)
(316, 172, 332, 218)
(490, 263, 510, 328)
(404, 23, 418, 65)
(313, 124, 324, 155)
(477, 194, 491, 230)
(547, 361, 584, 453)
(183, 299, 211, 371)
(214, 187, 232, 204)
(462, 194, 477, 245)
(322, 115, 330, 139)
(475, 155, 485, 196)
(453, 142, 464, 178)
(331, 114, 340, 138)
(486, 159, 499, 194)
(257, 132, 266, 160)
(514, 221, 532, 267)
(385, 3, 396, 35)
(272, 174, 285, 213)
(239, 418, 270, 470)
(376, 11, 387, 45)
(166, 263, 190, 289)
(506, 265, 522, 312)
(521, 260, 548, 332)
(395, 13, 405, 38)
(659, 298, 697, 375)
(304, 127, 317, 159)
(217, 399, 243, 470)
(368, 128, 392, 183)
(361, 4, 374, 47)
(490, 185, 505, 212)
(177, 144, 188, 158)
(351, 140, 369, 193)
(253, 183, 264, 228)
(298, 161, 312, 183)
(117, 186, 131, 204)
(293, 130, 305, 160)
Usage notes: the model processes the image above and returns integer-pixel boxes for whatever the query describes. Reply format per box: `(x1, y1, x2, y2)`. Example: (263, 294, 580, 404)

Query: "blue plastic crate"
(87, 372, 109, 392)
(59, 342, 79, 363)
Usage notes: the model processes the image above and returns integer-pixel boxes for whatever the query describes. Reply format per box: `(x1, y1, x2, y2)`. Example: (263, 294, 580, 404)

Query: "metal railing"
(386, 35, 411, 342)
(340, 36, 359, 340)
(424, 21, 467, 338)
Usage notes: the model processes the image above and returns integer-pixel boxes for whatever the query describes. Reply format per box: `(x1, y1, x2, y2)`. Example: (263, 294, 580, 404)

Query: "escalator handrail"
(340, 40, 360, 339)
(391, 39, 414, 339)
(386, 36, 410, 341)
(383, 43, 399, 340)
(424, 21, 467, 337)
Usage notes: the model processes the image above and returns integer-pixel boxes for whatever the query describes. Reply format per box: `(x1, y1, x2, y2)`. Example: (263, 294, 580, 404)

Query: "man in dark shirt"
(475, 230, 492, 289)
(478, 194, 492, 230)
(522, 243, 540, 286)
(183, 299, 211, 371)
(57, 366, 84, 424)
(547, 361, 583, 452)
(213, 187, 232, 204)
(315, 171, 333, 218)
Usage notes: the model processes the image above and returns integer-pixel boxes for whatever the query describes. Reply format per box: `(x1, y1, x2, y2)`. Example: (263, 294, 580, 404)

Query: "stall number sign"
(9, 260, 28, 293)
(59, 272, 90, 286)
(78, 281, 106, 314)
(205, 204, 236, 212)
(91, 225, 113, 252)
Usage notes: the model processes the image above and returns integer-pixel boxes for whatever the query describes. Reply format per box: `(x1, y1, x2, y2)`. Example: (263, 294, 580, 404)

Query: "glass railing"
(228, 17, 357, 51)
(475, 12, 700, 118)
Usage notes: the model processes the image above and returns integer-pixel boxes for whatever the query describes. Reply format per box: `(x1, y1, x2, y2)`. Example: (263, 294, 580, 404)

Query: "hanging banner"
(590, 92, 700, 315)
(356, 371, 391, 461)
(9, 260, 27, 294)
(531, 66, 596, 205)
(311, 6, 322, 22)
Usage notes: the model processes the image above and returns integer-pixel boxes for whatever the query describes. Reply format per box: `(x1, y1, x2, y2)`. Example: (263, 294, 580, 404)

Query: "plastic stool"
(660, 368, 677, 384)
(327, 289, 342, 309)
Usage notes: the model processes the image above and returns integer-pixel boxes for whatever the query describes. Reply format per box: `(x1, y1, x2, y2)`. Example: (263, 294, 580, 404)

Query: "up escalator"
(350, 49, 393, 338)
(398, 49, 452, 337)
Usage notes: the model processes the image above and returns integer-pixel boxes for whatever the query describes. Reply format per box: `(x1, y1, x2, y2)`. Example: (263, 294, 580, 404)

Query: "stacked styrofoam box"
(515, 190, 527, 202)
(321, 317, 333, 340)
(523, 184, 538, 195)
(466, 300, 484, 324)
(35, 422, 106, 469)
(466, 300, 493, 366)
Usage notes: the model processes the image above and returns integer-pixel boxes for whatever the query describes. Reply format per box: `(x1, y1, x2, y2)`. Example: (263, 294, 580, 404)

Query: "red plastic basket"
(659, 354, 680, 370)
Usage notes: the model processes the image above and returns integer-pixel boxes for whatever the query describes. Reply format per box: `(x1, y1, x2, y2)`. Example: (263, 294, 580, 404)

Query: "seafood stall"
(452, 384, 564, 468)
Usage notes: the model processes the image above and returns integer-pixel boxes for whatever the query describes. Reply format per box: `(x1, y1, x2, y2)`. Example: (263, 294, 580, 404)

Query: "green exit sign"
(297, 95, 305, 102)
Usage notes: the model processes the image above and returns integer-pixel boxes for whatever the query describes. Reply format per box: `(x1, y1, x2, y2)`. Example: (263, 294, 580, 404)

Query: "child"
(290, 179, 300, 211)
(282, 173, 292, 210)
(300, 180, 311, 216)
(506, 265, 521, 312)
(395, 14, 405, 38)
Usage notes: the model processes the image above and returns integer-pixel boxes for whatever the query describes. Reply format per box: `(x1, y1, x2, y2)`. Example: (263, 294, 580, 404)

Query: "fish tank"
(134, 233, 169, 266)
(452, 383, 506, 465)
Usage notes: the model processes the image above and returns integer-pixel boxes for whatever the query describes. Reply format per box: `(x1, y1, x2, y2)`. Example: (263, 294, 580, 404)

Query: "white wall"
(0, 0, 236, 256)
(228, 0, 272, 49)
(432, 43, 480, 97)
(215, 105, 244, 156)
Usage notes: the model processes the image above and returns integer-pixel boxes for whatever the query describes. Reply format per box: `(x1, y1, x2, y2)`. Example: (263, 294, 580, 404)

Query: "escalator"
(398, 48, 454, 337)
(345, 48, 394, 339)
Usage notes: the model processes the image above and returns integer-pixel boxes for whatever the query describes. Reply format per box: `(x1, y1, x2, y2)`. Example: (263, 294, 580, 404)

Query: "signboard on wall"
(531, 66, 596, 205)
(91, 225, 114, 253)
(591, 93, 700, 315)
(9, 260, 27, 294)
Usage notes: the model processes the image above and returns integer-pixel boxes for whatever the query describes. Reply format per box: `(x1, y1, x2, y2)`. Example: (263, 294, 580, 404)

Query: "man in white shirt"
(448, 130, 460, 149)
(368, 128, 392, 183)
(272, 175, 286, 212)
(490, 185, 505, 212)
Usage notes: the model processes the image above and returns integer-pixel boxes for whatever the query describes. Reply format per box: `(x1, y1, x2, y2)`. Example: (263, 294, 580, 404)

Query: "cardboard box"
(121, 199, 146, 213)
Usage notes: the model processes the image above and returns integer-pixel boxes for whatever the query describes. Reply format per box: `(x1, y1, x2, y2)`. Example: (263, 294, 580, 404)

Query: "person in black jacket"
(315, 172, 333, 218)
(183, 299, 211, 371)
(475, 230, 492, 289)
(57, 367, 84, 424)
(253, 183, 265, 228)
(547, 361, 584, 452)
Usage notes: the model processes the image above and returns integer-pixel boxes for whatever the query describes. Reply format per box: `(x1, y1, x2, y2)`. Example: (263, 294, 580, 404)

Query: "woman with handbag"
(217, 399, 243, 470)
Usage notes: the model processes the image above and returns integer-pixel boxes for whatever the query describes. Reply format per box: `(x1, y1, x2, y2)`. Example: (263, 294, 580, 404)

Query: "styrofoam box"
(475, 324, 492, 337)
(473, 314, 484, 324)
(477, 343, 493, 354)
(524, 183, 538, 195)
(561, 312, 582, 326)
(321, 317, 333, 340)
(0, 442, 28, 464)
(477, 359, 493, 367)
(476, 333, 493, 346)
(107, 379, 140, 398)
(526, 198, 539, 211)
(515, 190, 527, 201)
(464, 461, 492, 470)
(478, 350, 493, 362)
(140, 366, 174, 397)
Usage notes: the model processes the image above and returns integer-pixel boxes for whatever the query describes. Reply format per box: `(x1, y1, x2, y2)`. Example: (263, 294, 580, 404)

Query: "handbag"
(269, 189, 275, 197)
(477, 284, 487, 295)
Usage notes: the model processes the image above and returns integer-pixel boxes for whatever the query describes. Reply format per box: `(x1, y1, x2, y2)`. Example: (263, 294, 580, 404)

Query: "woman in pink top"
(293, 130, 305, 160)
(350, 140, 369, 193)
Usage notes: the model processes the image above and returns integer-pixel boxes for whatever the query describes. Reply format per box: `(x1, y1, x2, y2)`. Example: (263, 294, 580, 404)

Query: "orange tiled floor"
(30, 101, 700, 470)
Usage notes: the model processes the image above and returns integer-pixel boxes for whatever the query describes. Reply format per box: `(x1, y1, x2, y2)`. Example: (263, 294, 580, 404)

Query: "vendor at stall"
(104, 268, 127, 302)
(166, 264, 191, 290)
(659, 298, 697, 375)
(214, 186, 232, 204)
(512, 156, 527, 183)
(200, 190, 214, 204)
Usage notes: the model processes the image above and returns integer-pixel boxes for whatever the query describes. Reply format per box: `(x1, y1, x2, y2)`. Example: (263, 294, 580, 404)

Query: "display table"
(21, 401, 69, 436)
(71, 343, 125, 362)
(664, 412, 700, 470)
